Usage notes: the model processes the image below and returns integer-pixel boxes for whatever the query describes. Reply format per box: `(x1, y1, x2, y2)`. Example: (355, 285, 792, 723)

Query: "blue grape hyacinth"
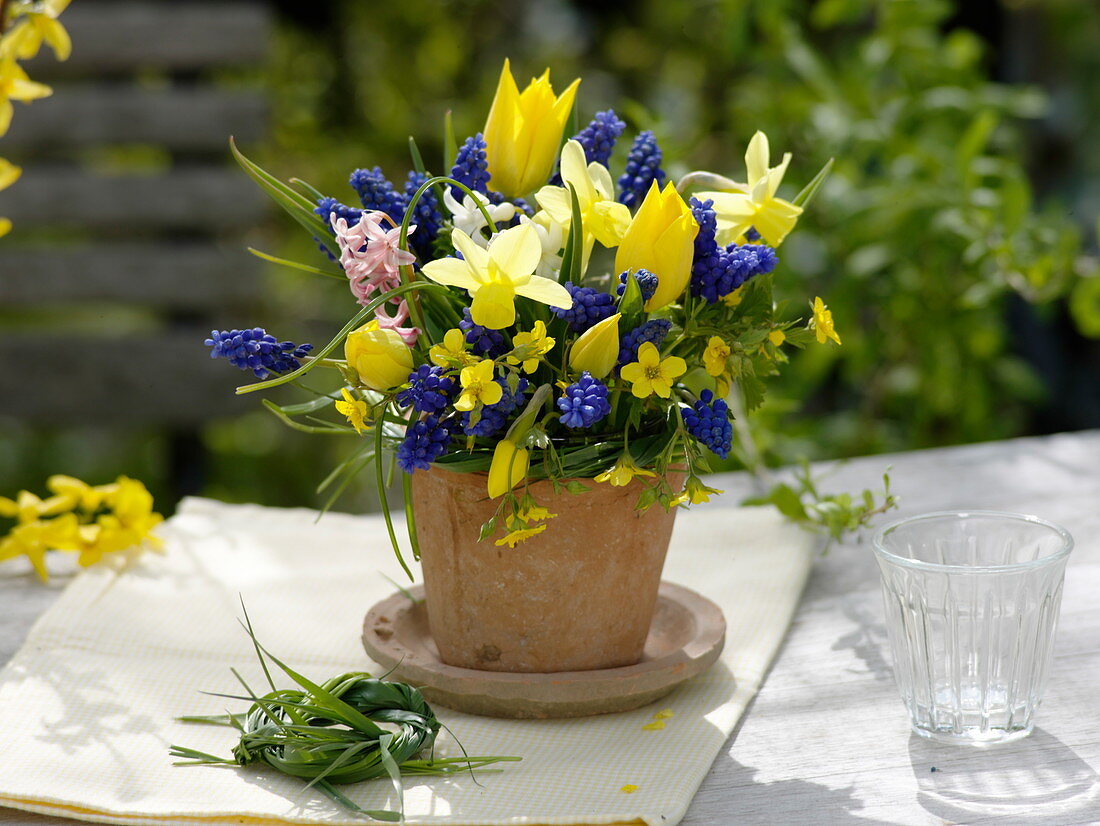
(459, 308, 508, 356)
(618, 130, 665, 209)
(461, 378, 529, 438)
(557, 372, 611, 429)
(618, 319, 672, 366)
(314, 196, 364, 229)
(404, 171, 442, 258)
(397, 415, 455, 473)
(396, 365, 455, 414)
(616, 269, 658, 303)
(349, 167, 406, 226)
(551, 282, 617, 332)
(682, 389, 733, 459)
(205, 328, 312, 380)
(450, 133, 491, 197)
(551, 110, 626, 184)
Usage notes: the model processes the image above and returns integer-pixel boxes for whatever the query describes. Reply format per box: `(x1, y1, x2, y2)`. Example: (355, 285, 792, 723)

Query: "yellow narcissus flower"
(483, 59, 580, 198)
(0, 58, 53, 136)
(454, 359, 502, 412)
(535, 140, 631, 266)
(696, 131, 803, 247)
(811, 296, 841, 345)
(420, 224, 571, 330)
(702, 336, 731, 377)
(345, 320, 414, 391)
(428, 328, 477, 369)
(488, 438, 529, 499)
(615, 181, 698, 311)
(594, 453, 657, 487)
(507, 320, 555, 374)
(334, 388, 370, 434)
(567, 312, 621, 379)
(620, 342, 687, 399)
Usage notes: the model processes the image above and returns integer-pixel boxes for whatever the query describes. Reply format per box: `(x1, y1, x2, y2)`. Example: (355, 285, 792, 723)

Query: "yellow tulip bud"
(614, 181, 699, 311)
(344, 321, 414, 391)
(568, 313, 621, 379)
(488, 439, 530, 499)
(483, 59, 580, 198)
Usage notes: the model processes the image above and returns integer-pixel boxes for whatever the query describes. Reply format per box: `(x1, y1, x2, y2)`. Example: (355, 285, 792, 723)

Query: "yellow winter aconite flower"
(345, 320, 414, 391)
(483, 59, 580, 198)
(697, 131, 803, 247)
(620, 342, 687, 399)
(334, 388, 370, 434)
(429, 328, 477, 368)
(518, 504, 556, 522)
(454, 359, 502, 412)
(703, 336, 731, 377)
(494, 524, 547, 548)
(535, 139, 631, 265)
(420, 224, 571, 330)
(568, 312, 621, 379)
(615, 181, 698, 311)
(811, 296, 841, 345)
(594, 453, 656, 487)
(507, 320, 555, 374)
(488, 439, 529, 499)
(0, 58, 53, 136)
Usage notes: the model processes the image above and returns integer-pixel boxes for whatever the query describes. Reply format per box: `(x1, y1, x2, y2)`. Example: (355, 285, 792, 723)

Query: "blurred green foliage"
(243, 0, 1097, 502)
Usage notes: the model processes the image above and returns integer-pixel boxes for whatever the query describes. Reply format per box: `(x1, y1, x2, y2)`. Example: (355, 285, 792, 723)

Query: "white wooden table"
(3, 431, 1098, 825)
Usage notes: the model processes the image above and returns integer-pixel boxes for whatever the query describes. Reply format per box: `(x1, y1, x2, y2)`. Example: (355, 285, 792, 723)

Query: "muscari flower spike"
(451, 133, 491, 197)
(459, 307, 508, 357)
(349, 166, 406, 227)
(396, 365, 455, 414)
(682, 389, 733, 460)
(551, 282, 617, 333)
(461, 377, 529, 438)
(404, 171, 443, 259)
(617, 319, 672, 367)
(397, 415, 455, 473)
(616, 268, 658, 303)
(618, 130, 665, 210)
(315, 196, 364, 229)
(691, 242, 778, 304)
(550, 109, 627, 184)
(205, 328, 312, 380)
(557, 372, 611, 429)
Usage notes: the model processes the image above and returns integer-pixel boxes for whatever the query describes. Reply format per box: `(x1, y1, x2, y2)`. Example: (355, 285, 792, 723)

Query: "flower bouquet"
(211, 59, 834, 675)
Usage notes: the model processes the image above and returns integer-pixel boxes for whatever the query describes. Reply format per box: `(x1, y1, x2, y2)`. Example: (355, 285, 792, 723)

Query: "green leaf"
(793, 157, 834, 208)
(618, 267, 646, 330)
(248, 247, 345, 280)
(443, 110, 458, 173)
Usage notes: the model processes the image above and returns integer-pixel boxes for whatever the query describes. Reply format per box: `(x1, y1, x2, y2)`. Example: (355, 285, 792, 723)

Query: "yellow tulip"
(568, 313, 621, 379)
(483, 58, 580, 198)
(345, 321, 414, 391)
(615, 181, 698, 311)
(488, 439, 530, 499)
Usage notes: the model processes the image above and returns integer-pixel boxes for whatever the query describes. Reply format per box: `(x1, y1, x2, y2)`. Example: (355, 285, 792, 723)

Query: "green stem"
(375, 411, 413, 580)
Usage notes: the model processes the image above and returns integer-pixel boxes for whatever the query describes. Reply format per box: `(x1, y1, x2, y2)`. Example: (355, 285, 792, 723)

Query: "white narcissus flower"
(443, 188, 517, 247)
(521, 211, 564, 280)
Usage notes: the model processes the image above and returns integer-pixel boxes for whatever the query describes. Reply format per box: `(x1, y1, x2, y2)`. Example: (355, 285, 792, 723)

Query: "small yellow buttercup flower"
(702, 336, 731, 377)
(518, 504, 556, 522)
(334, 388, 370, 434)
(429, 328, 477, 368)
(671, 477, 724, 507)
(769, 329, 786, 347)
(488, 439, 530, 499)
(811, 296, 841, 345)
(507, 320, 555, 374)
(620, 342, 687, 399)
(495, 524, 547, 548)
(594, 454, 656, 487)
(483, 59, 580, 198)
(454, 359, 503, 412)
(723, 286, 745, 308)
(568, 313, 621, 379)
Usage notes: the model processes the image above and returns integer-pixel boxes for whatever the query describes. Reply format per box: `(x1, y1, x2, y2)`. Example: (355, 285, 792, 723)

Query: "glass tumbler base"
(912, 723, 1034, 747)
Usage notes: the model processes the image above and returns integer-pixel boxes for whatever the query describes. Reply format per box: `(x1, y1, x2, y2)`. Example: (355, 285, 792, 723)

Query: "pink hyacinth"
(332, 212, 420, 344)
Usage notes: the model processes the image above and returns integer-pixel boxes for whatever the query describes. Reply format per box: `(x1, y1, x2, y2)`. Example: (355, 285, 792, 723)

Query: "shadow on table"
(909, 727, 1100, 825)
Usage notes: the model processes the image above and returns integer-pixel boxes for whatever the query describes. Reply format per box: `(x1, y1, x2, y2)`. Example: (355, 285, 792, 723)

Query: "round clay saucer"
(361, 581, 726, 719)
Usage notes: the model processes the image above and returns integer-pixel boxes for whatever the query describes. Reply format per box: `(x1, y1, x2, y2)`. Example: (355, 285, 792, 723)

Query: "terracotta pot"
(412, 466, 680, 673)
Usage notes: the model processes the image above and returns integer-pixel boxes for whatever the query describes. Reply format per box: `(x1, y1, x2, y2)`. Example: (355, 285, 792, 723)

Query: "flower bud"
(345, 321, 414, 391)
(568, 313, 621, 379)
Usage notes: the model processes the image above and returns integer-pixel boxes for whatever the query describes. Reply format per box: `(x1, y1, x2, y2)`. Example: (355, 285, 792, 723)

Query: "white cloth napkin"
(0, 496, 814, 826)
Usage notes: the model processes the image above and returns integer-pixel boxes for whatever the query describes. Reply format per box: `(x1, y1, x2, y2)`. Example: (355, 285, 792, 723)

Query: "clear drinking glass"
(872, 511, 1073, 746)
